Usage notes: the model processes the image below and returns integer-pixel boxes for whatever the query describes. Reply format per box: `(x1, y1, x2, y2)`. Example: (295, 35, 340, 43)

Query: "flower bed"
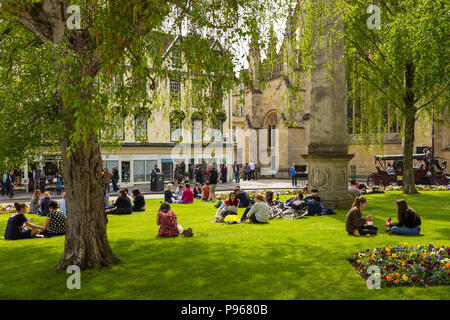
(371, 185, 450, 192)
(350, 243, 450, 287)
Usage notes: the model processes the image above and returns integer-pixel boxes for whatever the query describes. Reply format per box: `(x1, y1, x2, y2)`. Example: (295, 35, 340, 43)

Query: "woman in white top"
(211, 191, 240, 223)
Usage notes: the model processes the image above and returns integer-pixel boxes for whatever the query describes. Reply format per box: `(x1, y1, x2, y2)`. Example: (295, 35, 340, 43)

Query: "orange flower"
(402, 266, 406, 270)
(446, 263, 450, 268)
(396, 273, 400, 277)
(386, 275, 393, 282)
(394, 279, 399, 285)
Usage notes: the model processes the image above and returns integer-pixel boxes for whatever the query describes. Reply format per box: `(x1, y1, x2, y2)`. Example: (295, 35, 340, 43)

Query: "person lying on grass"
(211, 191, 240, 223)
(239, 194, 269, 224)
(39, 200, 67, 237)
(177, 183, 194, 204)
(131, 189, 146, 212)
(106, 189, 132, 215)
(156, 202, 183, 237)
(345, 196, 377, 236)
(386, 199, 421, 236)
(4, 202, 43, 240)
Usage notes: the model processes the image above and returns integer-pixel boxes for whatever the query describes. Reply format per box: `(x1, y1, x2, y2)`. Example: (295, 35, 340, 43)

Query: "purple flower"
(429, 244, 434, 249)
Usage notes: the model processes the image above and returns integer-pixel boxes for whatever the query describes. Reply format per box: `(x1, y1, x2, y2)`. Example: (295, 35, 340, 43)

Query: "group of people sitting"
(4, 201, 67, 240)
(345, 196, 421, 236)
(105, 188, 146, 215)
(29, 190, 66, 216)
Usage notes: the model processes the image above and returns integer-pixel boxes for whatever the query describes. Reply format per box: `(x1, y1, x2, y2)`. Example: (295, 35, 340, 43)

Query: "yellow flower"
(400, 242, 408, 246)
(402, 275, 408, 281)
(392, 253, 397, 258)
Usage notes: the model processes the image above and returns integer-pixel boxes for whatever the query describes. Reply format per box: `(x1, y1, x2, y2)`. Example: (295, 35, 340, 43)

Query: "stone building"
(232, 26, 450, 183)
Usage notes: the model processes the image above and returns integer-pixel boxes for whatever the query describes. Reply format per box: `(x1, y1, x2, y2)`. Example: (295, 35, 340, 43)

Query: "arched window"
(265, 112, 278, 148)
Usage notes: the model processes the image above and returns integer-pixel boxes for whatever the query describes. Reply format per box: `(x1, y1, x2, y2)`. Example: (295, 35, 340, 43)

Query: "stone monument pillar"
(302, 2, 354, 209)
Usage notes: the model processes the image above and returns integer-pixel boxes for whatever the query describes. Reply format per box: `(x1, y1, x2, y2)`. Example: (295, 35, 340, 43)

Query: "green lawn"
(0, 191, 449, 300)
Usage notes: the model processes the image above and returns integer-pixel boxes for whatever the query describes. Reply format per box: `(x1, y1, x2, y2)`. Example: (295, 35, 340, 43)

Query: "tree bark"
(55, 134, 121, 271)
(402, 61, 418, 194)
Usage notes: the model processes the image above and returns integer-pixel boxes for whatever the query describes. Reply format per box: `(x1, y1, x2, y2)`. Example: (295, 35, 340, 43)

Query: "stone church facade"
(232, 39, 449, 182)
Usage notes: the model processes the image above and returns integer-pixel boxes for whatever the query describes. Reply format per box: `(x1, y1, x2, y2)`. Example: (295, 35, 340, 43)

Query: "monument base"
(302, 154, 354, 210)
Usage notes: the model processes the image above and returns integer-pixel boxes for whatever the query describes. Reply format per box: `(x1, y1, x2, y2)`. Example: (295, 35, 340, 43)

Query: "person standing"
(152, 164, 161, 173)
(1, 171, 9, 196)
(39, 171, 46, 193)
(33, 167, 41, 193)
(249, 161, 255, 180)
(103, 167, 111, 193)
(232, 161, 240, 184)
(208, 164, 218, 202)
(195, 165, 204, 186)
(111, 166, 119, 192)
(290, 163, 297, 187)
(243, 163, 251, 181)
(220, 164, 228, 183)
(55, 169, 63, 195)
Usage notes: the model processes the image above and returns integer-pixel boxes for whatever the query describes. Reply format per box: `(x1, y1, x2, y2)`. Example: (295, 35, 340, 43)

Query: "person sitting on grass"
(303, 188, 319, 202)
(106, 189, 132, 215)
(174, 183, 185, 201)
(29, 190, 42, 215)
(131, 189, 146, 212)
(39, 191, 52, 216)
(193, 183, 202, 199)
(178, 183, 194, 204)
(211, 191, 240, 223)
(386, 199, 421, 236)
(234, 186, 251, 208)
(345, 196, 377, 236)
(201, 182, 210, 202)
(239, 194, 269, 224)
(164, 184, 176, 203)
(40, 200, 67, 237)
(306, 195, 324, 216)
(4, 202, 43, 240)
(156, 202, 183, 237)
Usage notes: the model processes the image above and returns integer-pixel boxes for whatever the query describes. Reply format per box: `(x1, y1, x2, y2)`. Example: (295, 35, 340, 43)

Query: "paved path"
(0, 179, 306, 204)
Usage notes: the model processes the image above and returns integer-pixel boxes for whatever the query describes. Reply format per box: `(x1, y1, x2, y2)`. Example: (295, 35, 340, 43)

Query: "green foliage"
(0, 0, 273, 164)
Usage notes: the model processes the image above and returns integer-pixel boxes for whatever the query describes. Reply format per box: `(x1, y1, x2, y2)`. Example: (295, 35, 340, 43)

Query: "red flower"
(412, 275, 420, 282)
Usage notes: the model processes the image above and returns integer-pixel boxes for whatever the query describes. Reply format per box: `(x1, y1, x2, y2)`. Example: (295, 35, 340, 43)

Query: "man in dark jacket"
(208, 164, 218, 202)
(111, 166, 120, 192)
(234, 186, 251, 208)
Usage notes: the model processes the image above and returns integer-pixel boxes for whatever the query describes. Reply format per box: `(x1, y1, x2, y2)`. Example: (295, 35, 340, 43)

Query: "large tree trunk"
(402, 62, 418, 194)
(55, 134, 121, 271)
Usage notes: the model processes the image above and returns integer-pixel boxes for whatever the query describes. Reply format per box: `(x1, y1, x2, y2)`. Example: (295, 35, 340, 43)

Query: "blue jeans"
(391, 226, 421, 235)
(56, 182, 62, 194)
(291, 175, 297, 186)
(112, 179, 119, 192)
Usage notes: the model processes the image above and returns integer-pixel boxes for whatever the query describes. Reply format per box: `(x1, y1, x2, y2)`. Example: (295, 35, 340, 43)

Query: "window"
(113, 113, 125, 140)
(170, 118, 182, 142)
(212, 120, 224, 142)
(103, 160, 118, 172)
(172, 47, 182, 68)
(170, 80, 181, 105)
(135, 114, 148, 141)
(192, 119, 203, 143)
(133, 160, 146, 182)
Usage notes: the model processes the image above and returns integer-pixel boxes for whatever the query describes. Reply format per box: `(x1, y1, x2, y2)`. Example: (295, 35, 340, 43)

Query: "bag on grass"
(182, 228, 193, 237)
